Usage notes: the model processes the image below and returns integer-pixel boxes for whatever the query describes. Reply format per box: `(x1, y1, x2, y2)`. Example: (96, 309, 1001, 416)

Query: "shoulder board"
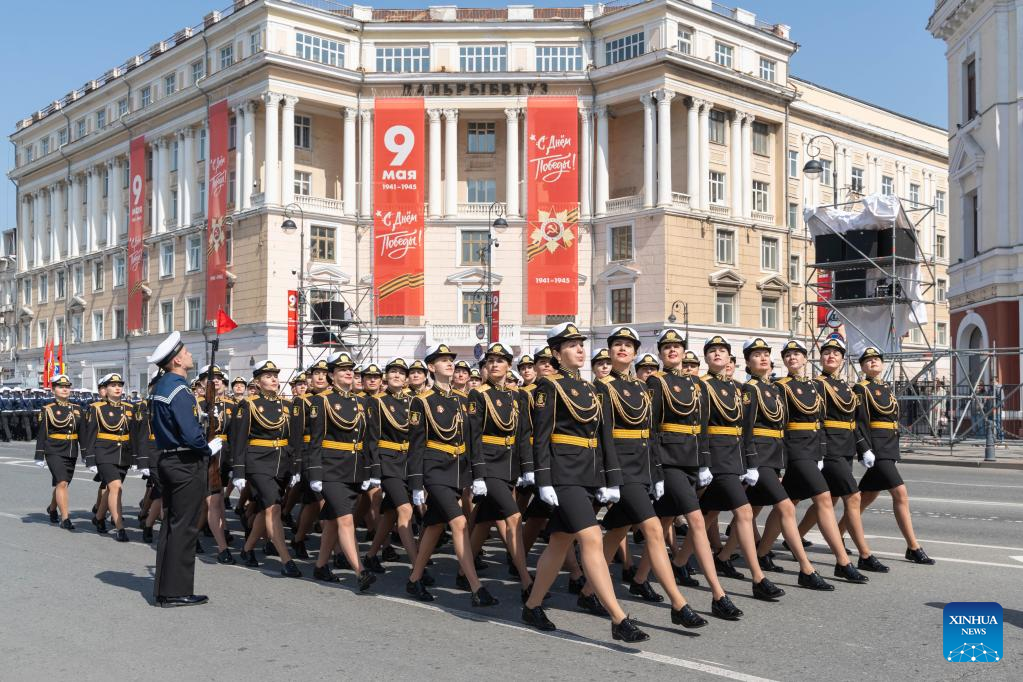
(418, 389, 434, 399)
(548, 373, 564, 380)
(747, 378, 759, 385)
(453, 389, 468, 398)
(598, 375, 613, 384)
(244, 395, 258, 404)
(479, 384, 490, 392)
(698, 374, 711, 382)
(652, 370, 666, 378)
(522, 383, 536, 393)
(857, 380, 870, 387)
(776, 376, 792, 384)
(90, 400, 103, 407)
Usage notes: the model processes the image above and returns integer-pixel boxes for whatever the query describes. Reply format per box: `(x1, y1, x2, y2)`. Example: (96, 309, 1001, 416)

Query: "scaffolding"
(290, 277, 377, 382)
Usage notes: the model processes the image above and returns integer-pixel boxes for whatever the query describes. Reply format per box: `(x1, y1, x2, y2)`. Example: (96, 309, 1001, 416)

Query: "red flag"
(216, 309, 238, 335)
(42, 339, 53, 388)
(57, 339, 64, 375)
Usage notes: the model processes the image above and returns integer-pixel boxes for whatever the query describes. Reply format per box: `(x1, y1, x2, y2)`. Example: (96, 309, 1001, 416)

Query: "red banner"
(127, 135, 146, 332)
(373, 98, 425, 316)
(526, 97, 579, 315)
(817, 271, 832, 326)
(490, 291, 500, 344)
(287, 290, 298, 349)
(205, 100, 230, 325)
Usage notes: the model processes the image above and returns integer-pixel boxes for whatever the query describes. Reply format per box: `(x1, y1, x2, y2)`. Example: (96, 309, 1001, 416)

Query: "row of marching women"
(34, 324, 933, 642)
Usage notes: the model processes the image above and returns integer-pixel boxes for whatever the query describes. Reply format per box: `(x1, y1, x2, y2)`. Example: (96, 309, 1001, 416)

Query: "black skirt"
(97, 462, 128, 485)
(380, 476, 411, 512)
(45, 455, 76, 486)
(602, 482, 657, 529)
(699, 474, 749, 512)
(523, 486, 553, 520)
(474, 478, 519, 523)
(859, 459, 904, 492)
(249, 473, 287, 511)
(822, 458, 859, 497)
(423, 484, 465, 526)
(654, 466, 701, 517)
(547, 485, 599, 535)
(782, 460, 830, 501)
(746, 466, 788, 507)
(321, 480, 362, 519)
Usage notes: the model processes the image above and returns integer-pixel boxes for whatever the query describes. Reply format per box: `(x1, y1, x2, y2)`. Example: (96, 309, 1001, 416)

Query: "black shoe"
(711, 595, 743, 620)
(406, 580, 434, 602)
(48, 507, 59, 524)
(621, 565, 637, 584)
(115, 529, 129, 543)
(358, 569, 376, 592)
(156, 594, 208, 608)
(454, 573, 471, 591)
(672, 604, 709, 629)
(758, 554, 784, 573)
(629, 580, 664, 603)
(216, 548, 235, 565)
(752, 578, 785, 601)
(363, 554, 386, 574)
(60, 519, 75, 531)
(906, 547, 935, 565)
(239, 550, 259, 567)
(834, 563, 869, 584)
(138, 515, 146, 529)
(381, 546, 400, 563)
(195, 539, 205, 554)
(142, 526, 154, 543)
(857, 554, 890, 573)
(797, 570, 834, 591)
(577, 593, 609, 617)
(568, 575, 587, 594)
(313, 564, 340, 583)
(521, 605, 556, 631)
(672, 562, 700, 587)
(263, 541, 277, 557)
(281, 560, 303, 578)
(92, 517, 108, 534)
(611, 617, 650, 643)
(421, 568, 436, 587)
(714, 555, 744, 580)
(333, 553, 349, 570)
(472, 586, 499, 607)
(291, 540, 309, 560)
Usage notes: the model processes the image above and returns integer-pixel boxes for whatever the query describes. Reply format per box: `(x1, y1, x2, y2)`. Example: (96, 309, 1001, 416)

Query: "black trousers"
(0, 414, 11, 441)
(154, 450, 207, 599)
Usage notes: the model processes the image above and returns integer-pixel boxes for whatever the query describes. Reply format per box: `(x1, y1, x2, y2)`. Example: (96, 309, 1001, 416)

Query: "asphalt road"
(1, 440, 1020, 680)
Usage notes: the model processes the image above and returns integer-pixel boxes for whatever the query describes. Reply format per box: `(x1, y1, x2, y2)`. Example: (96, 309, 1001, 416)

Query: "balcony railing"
(457, 202, 506, 216)
(426, 323, 521, 347)
(296, 195, 346, 214)
(671, 192, 691, 210)
(709, 203, 730, 215)
(606, 195, 639, 215)
(752, 210, 775, 225)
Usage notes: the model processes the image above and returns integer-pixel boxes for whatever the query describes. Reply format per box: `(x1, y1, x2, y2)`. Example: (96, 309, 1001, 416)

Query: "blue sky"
(0, 0, 947, 228)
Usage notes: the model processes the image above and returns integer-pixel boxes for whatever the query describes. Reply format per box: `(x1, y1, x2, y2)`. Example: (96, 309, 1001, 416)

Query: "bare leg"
(681, 511, 727, 600)
(367, 509, 397, 557)
(723, 504, 765, 583)
(839, 492, 874, 557)
(525, 532, 572, 609)
(577, 526, 628, 624)
(810, 492, 851, 564)
(409, 524, 444, 582)
(107, 480, 124, 530)
(266, 505, 293, 563)
(759, 501, 815, 574)
(244, 513, 267, 552)
(206, 493, 228, 552)
(522, 517, 547, 554)
(316, 518, 338, 566)
(638, 516, 690, 609)
(335, 514, 363, 573)
(54, 481, 70, 521)
(889, 485, 922, 549)
(294, 501, 319, 543)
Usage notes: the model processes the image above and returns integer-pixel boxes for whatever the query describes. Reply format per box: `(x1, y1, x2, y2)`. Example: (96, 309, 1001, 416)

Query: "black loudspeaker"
(310, 327, 342, 346)
(311, 301, 347, 324)
(834, 269, 868, 300)
(814, 234, 845, 263)
(843, 230, 878, 260)
(877, 228, 916, 258)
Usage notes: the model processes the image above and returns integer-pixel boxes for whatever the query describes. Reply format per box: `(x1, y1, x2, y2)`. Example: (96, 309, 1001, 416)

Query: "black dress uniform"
(374, 384, 413, 512)
(698, 337, 752, 511)
(855, 365, 903, 492)
(82, 384, 134, 485)
(819, 353, 872, 497)
(777, 368, 829, 501)
(408, 380, 471, 526)
(741, 373, 789, 507)
(35, 382, 85, 488)
(231, 374, 296, 512)
(647, 361, 708, 517)
(199, 393, 235, 492)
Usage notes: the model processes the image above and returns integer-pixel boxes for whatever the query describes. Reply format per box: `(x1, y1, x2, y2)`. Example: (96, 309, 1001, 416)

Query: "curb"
(900, 456, 1023, 470)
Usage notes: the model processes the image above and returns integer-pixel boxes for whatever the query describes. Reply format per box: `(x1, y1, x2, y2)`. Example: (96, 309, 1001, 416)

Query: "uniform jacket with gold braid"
(698, 372, 752, 475)
(593, 369, 661, 486)
(131, 398, 159, 470)
(373, 388, 412, 481)
(305, 387, 379, 484)
(531, 368, 622, 489)
(82, 399, 134, 468)
(647, 369, 709, 470)
(818, 371, 872, 461)
(776, 374, 827, 462)
(853, 376, 900, 461)
(229, 392, 295, 480)
(468, 381, 533, 482)
(34, 399, 85, 462)
(741, 377, 787, 470)
(198, 395, 236, 468)
(408, 385, 471, 490)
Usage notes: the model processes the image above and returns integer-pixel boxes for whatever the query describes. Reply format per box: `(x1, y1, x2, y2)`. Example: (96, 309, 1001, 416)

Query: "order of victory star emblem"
(530, 209, 575, 254)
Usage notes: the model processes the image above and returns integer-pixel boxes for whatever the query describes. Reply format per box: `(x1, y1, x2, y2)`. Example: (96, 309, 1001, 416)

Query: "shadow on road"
(95, 569, 155, 603)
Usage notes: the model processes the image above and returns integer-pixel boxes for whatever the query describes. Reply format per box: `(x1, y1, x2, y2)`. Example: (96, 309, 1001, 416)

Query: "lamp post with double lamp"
(667, 299, 689, 348)
(484, 201, 508, 347)
(802, 134, 839, 208)
(281, 203, 306, 371)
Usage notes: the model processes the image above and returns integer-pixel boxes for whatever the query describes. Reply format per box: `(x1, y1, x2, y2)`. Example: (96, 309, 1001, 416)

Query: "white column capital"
(427, 108, 443, 122)
(262, 91, 283, 108)
(503, 107, 520, 121)
(579, 106, 593, 120)
(594, 105, 608, 119)
(281, 94, 299, 109)
(639, 93, 654, 108)
(742, 112, 756, 125)
(241, 100, 257, 114)
(360, 109, 374, 122)
(344, 106, 359, 121)
(688, 97, 707, 111)
(442, 108, 458, 121)
(179, 126, 195, 139)
(154, 137, 169, 149)
(653, 89, 675, 104)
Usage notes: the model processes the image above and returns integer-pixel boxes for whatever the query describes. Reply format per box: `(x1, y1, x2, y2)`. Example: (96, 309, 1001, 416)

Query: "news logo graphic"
(943, 602, 1002, 662)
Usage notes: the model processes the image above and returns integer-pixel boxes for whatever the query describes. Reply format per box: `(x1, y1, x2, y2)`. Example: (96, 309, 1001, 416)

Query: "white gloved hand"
(309, 480, 322, 493)
(88, 465, 98, 474)
(605, 486, 621, 504)
(130, 465, 138, 472)
(369, 477, 381, 489)
(515, 476, 527, 488)
(472, 479, 488, 496)
(862, 450, 876, 468)
(290, 473, 301, 487)
(538, 485, 559, 507)
(817, 459, 824, 471)
(361, 479, 372, 491)
(521, 471, 535, 486)
(698, 467, 713, 487)
(652, 480, 665, 500)
(35, 459, 47, 468)
(412, 489, 426, 506)
(140, 468, 151, 478)
(207, 438, 223, 456)
(233, 478, 247, 491)
(742, 467, 760, 486)
(595, 487, 610, 504)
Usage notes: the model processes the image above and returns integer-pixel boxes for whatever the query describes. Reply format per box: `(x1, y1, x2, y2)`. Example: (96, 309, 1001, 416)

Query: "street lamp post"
(667, 300, 689, 348)
(802, 134, 839, 208)
(281, 203, 306, 371)
(485, 202, 508, 347)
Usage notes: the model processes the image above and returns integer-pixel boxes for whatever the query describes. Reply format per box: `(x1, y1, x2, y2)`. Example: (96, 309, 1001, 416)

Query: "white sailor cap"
(147, 331, 184, 367)
(424, 344, 457, 364)
(508, 370, 522, 383)
(51, 374, 72, 388)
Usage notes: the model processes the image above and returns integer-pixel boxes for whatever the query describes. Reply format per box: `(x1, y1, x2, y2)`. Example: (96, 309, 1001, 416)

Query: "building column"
(48, 185, 59, 263)
(158, 139, 172, 232)
(262, 92, 281, 206)
(654, 90, 674, 208)
(31, 192, 42, 265)
(343, 107, 358, 217)
(241, 102, 255, 209)
(359, 110, 373, 219)
(698, 102, 710, 211)
(18, 196, 30, 271)
(519, 107, 528, 218)
(68, 175, 80, 258)
(686, 98, 701, 209)
(640, 94, 655, 209)
(729, 111, 743, 217)
(86, 168, 98, 249)
(594, 105, 609, 217)
(280, 95, 298, 206)
(427, 109, 442, 218)
(233, 106, 244, 211)
(741, 114, 755, 217)
(579, 106, 593, 219)
(504, 108, 520, 217)
(109, 159, 121, 243)
(180, 128, 194, 224)
(443, 109, 458, 218)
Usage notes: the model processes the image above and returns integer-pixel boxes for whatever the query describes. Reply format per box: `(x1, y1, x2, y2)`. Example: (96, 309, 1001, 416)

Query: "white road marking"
(868, 550, 1023, 570)
(902, 478, 1023, 490)
(878, 496, 1023, 509)
(863, 534, 1023, 553)
(1010, 556, 1023, 564)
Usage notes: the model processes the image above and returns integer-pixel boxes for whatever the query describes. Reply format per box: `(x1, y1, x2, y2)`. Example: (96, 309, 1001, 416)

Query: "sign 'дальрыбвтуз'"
(401, 82, 551, 97)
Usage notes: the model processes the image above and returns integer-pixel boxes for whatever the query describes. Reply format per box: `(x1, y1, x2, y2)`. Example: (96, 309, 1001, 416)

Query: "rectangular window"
(186, 235, 202, 272)
(171, 140, 179, 172)
(103, 169, 110, 198)
(38, 320, 48, 347)
(759, 57, 776, 82)
(466, 179, 496, 203)
(21, 322, 30, 349)
(609, 286, 633, 324)
(295, 32, 345, 67)
(92, 260, 104, 291)
(467, 122, 496, 153)
(219, 44, 233, 70)
(965, 57, 977, 121)
(21, 280, 30, 305)
(936, 278, 947, 302)
(609, 224, 634, 262)
(716, 228, 735, 264)
(935, 234, 946, 259)
(92, 311, 104, 342)
(76, 118, 86, 139)
(249, 29, 262, 55)
(760, 298, 779, 329)
(881, 175, 894, 196)
(789, 254, 801, 283)
(198, 181, 206, 215)
(160, 241, 174, 278)
(459, 229, 488, 265)
(117, 98, 129, 118)
(310, 225, 336, 262)
(170, 189, 178, 220)
(787, 202, 800, 230)
(41, 137, 50, 155)
(58, 128, 68, 147)
(752, 122, 770, 156)
(186, 297, 202, 331)
(460, 45, 507, 72)
(909, 327, 923, 345)
(677, 26, 692, 54)
(39, 274, 48, 303)
(191, 60, 205, 84)
(714, 42, 734, 68)
(937, 322, 948, 346)
(787, 150, 799, 178)
(851, 167, 864, 193)
(198, 127, 206, 160)
(605, 31, 644, 65)
(761, 236, 779, 271)
(164, 73, 176, 96)
(536, 45, 582, 72)
(140, 86, 151, 109)
(752, 181, 770, 213)
(715, 292, 736, 325)
(295, 115, 311, 149)
(935, 190, 946, 214)
(160, 301, 174, 333)
(96, 108, 106, 129)
(56, 271, 66, 300)
(113, 255, 125, 287)
(819, 159, 832, 186)
(228, 116, 237, 149)
(70, 313, 83, 343)
(461, 291, 485, 324)
(909, 183, 920, 205)
(375, 45, 430, 73)
(73, 265, 83, 295)
(709, 171, 726, 205)
(709, 110, 726, 144)
(294, 171, 312, 197)
(114, 308, 126, 340)
(229, 170, 236, 206)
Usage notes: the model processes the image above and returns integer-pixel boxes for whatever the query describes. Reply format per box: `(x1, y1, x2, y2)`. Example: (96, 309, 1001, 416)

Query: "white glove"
(140, 468, 151, 477)
(361, 479, 371, 491)
(35, 459, 47, 468)
(606, 486, 621, 504)
(742, 467, 760, 486)
(207, 439, 223, 456)
(130, 465, 138, 472)
(862, 450, 876, 468)
(290, 473, 301, 487)
(521, 471, 535, 486)
(369, 478, 381, 489)
(412, 489, 426, 506)
(88, 465, 98, 474)
(817, 460, 824, 471)
(652, 480, 665, 500)
(515, 476, 527, 488)
(310, 480, 322, 493)
(472, 479, 488, 497)
(538, 485, 559, 507)
(233, 478, 247, 491)
(698, 467, 713, 487)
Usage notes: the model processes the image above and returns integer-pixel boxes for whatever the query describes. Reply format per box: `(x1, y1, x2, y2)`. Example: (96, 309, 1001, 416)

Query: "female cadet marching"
(594, 326, 708, 629)
(135, 372, 162, 544)
(231, 361, 303, 578)
(404, 344, 498, 606)
(82, 373, 133, 542)
(854, 347, 934, 565)
(305, 351, 380, 591)
(289, 358, 333, 564)
(35, 374, 85, 531)
(196, 364, 235, 565)
(520, 323, 648, 643)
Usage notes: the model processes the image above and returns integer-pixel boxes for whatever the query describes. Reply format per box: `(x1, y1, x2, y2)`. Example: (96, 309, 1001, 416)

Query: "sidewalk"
(900, 440, 1023, 470)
